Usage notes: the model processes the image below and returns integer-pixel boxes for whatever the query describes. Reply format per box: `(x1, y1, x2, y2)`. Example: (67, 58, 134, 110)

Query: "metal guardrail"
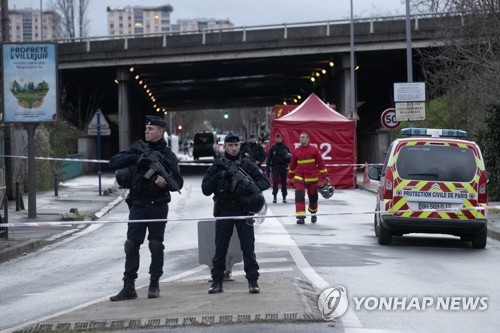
(53, 11, 463, 52)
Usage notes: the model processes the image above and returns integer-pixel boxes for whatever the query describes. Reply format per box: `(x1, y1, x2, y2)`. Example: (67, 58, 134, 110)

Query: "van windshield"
(194, 134, 214, 144)
(396, 145, 477, 182)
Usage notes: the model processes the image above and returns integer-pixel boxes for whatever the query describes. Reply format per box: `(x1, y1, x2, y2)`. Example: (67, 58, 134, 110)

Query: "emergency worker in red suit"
(287, 132, 329, 224)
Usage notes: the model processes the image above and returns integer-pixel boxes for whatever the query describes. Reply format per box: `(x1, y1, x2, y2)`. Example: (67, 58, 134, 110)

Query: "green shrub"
(477, 104, 500, 201)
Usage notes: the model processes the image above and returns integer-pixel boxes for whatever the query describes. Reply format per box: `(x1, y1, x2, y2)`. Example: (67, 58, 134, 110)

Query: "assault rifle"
(217, 157, 261, 195)
(134, 141, 181, 193)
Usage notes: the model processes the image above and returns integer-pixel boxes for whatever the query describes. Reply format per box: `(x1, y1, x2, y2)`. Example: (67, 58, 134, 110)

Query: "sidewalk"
(0, 173, 123, 263)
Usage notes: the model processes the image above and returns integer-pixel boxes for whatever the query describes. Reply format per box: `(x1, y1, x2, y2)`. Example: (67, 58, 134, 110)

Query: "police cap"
(224, 132, 240, 143)
(146, 115, 166, 128)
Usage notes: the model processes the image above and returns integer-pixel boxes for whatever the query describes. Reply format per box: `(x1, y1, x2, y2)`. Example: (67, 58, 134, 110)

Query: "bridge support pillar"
(117, 67, 131, 151)
(341, 53, 357, 117)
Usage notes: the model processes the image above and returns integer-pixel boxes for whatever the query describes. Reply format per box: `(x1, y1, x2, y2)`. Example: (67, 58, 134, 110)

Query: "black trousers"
(272, 165, 288, 197)
(124, 202, 168, 280)
(211, 208, 259, 282)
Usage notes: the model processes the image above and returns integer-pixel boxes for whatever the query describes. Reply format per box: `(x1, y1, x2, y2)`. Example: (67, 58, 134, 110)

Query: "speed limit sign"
(381, 108, 401, 129)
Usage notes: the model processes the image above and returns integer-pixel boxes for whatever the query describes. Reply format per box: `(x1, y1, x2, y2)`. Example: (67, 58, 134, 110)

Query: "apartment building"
(106, 5, 234, 36)
(0, 8, 60, 42)
(172, 18, 234, 32)
(106, 5, 173, 36)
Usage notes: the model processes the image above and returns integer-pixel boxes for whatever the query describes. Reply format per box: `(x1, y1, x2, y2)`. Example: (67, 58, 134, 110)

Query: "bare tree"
(49, 0, 90, 38)
(408, 0, 457, 13)
(416, 0, 500, 137)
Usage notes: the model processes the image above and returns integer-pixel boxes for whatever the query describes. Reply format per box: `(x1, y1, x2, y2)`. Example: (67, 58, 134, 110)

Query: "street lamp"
(348, 0, 359, 121)
(40, 0, 43, 41)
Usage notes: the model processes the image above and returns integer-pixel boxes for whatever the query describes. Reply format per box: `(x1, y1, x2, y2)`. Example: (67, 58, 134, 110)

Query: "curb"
(0, 196, 124, 264)
(17, 278, 323, 333)
(0, 227, 84, 264)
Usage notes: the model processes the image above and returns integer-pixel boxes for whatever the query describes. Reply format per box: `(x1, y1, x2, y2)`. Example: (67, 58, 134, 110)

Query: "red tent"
(270, 93, 357, 189)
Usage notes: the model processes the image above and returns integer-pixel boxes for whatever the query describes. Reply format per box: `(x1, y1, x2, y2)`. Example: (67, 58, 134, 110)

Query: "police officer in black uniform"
(202, 133, 270, 294)
(109, 115, 183, 301)
(266, 132, 291, 203)
(241, 134, 266, 169)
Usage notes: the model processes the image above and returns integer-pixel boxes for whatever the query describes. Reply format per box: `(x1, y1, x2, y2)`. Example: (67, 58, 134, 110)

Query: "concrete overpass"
(57, 12, 460, 159)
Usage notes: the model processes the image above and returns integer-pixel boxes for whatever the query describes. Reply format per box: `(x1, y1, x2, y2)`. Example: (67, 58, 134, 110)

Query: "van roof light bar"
(401, 128, 467, 138)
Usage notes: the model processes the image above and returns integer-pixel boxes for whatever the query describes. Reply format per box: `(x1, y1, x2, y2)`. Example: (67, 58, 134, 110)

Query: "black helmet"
(238, 192, 266, 213)
(283, 151, 292, 162)
(115, 164, 138, 189)
(318, 184, 334, 199)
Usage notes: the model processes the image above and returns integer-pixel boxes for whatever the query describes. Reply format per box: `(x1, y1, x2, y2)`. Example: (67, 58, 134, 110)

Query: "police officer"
(266, 132, 291, 203)
(242, 134, 266, 169)
(109, 115, 183, 301)
(202, 133, 270, 294)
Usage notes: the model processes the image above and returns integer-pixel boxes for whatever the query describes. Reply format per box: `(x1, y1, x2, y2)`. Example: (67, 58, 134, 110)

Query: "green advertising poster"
(2, 43, 58, 123)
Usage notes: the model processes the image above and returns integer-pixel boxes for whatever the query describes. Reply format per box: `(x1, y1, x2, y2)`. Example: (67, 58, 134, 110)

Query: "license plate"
(418, 202, 452, 210)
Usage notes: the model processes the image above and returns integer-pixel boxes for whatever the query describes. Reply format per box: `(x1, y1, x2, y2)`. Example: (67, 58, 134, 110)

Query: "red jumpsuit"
(288, 144, 328, 217)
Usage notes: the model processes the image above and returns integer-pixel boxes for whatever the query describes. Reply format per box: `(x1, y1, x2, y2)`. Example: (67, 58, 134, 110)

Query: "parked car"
(369, 128, 489, 248)
(193, 132, 217, 160)
(216, 134, 227, 156)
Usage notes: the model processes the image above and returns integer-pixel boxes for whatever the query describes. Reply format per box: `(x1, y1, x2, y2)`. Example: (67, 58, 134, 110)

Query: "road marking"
(257, 209, 363, 329)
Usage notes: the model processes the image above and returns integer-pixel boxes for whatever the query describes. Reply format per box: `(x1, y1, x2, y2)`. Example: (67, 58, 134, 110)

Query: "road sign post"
(88, 109, 110, 195)
(393, 82, 426, 123)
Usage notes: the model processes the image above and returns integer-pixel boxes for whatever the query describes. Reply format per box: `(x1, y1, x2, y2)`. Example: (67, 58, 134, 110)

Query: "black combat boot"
(283, 196, 287, 203)
(296, 217, 305, 224)
(208, 280, 223, 294)
(110, 278, 137, 302)
(148, 278, 160, 298)
(248, 280, 260, 294)
(311, 215, 317, 223)
(273, 195, 277, 203)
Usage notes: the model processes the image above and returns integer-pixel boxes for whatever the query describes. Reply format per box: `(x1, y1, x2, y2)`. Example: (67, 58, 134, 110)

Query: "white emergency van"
(369, 128, 489, 249)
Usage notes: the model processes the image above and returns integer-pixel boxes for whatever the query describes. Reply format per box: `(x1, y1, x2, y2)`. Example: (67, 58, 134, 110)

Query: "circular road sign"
(381, 108, 401, 129)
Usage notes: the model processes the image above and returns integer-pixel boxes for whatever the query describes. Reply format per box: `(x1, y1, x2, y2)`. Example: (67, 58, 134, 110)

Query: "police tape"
(1, 205, 499, 228)
(0, 154, 380, 169)
(0, 154, 109, 164)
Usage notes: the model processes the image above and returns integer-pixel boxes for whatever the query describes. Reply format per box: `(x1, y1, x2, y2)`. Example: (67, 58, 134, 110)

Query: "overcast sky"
(14, 0, 405, 37)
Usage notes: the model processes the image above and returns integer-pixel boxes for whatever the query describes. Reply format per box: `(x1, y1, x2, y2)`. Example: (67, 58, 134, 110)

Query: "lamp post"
(40, 0, 43, 40)
(348, 0, 359, 121)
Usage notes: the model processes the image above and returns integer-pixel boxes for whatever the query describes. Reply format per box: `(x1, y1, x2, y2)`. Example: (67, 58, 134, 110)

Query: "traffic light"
(224, 112, 228, 119)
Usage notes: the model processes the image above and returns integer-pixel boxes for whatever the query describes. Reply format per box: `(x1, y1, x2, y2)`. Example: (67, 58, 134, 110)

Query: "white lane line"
(256, 211, 363, 329)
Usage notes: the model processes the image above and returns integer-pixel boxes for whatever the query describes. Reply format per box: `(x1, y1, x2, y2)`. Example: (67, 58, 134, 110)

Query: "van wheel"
(374, 210, 379, 237)
(471, 228, 487, 249)
(377, 221, 392, 245)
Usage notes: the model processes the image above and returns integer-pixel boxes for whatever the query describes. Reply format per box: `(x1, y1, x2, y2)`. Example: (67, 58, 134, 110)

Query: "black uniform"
(266, 142, 291, 199)
(109, 138, 183, 281)
(242, 142, 266, 167)
(202, 153, 270, 284)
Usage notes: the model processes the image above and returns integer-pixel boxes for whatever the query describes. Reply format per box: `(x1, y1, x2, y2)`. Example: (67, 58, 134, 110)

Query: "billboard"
(2, 43, 58, 123)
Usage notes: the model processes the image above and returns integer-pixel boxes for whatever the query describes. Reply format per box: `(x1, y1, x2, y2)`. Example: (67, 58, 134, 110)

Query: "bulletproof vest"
(214, 157, 253, 207)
